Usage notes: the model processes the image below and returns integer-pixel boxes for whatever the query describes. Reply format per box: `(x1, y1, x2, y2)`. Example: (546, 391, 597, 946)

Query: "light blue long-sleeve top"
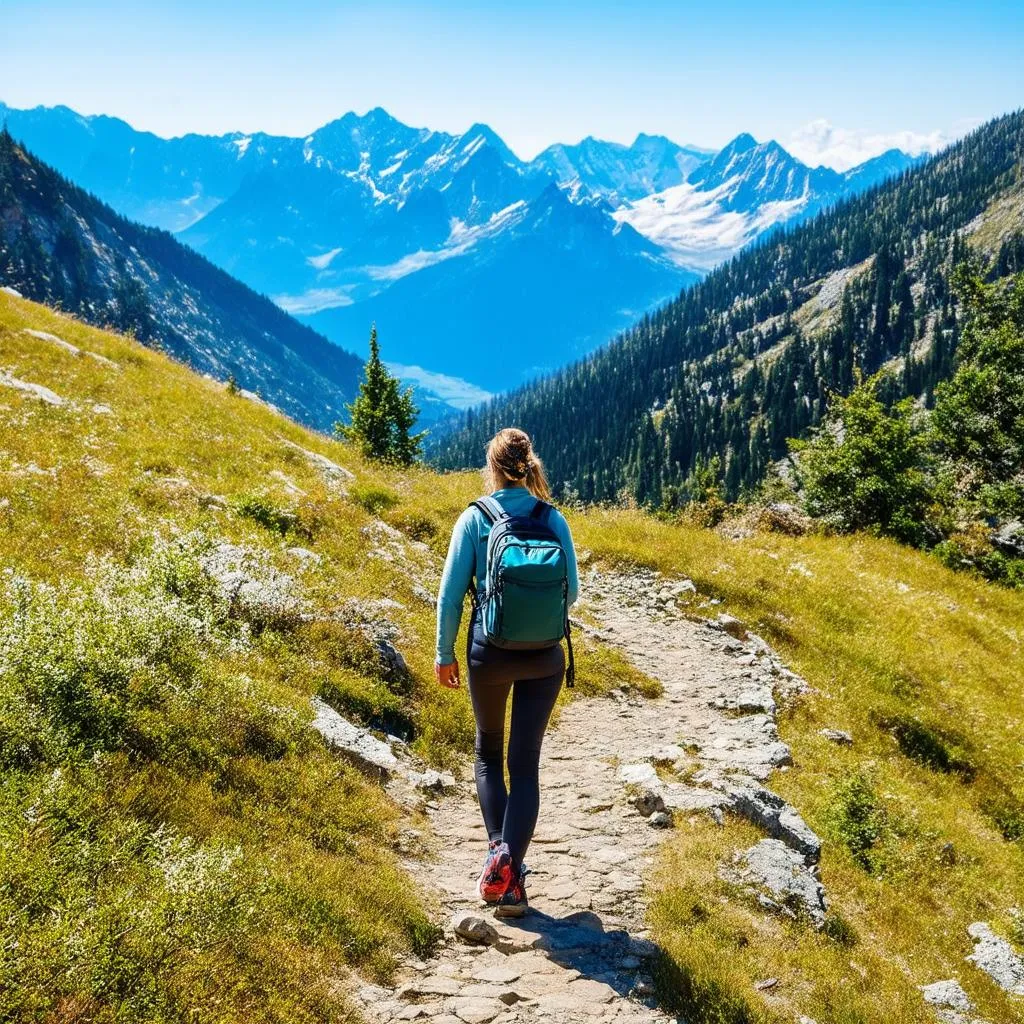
(435, 487, 580, 665)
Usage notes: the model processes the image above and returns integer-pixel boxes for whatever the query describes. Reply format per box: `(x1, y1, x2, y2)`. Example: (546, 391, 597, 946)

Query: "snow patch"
(615, 179, 806, 271)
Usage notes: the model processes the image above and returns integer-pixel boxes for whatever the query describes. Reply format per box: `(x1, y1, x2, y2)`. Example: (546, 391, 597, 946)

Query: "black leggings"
(467, 613, 564, 867)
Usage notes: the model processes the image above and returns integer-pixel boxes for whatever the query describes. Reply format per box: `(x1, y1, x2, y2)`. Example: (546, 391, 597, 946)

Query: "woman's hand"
(435, 660, 461, 689)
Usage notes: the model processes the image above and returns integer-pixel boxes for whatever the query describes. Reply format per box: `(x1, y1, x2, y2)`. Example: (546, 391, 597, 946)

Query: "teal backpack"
(467, 496, 575, 686)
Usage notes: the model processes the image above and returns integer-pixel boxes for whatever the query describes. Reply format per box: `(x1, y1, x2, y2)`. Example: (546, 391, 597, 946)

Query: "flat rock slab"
(1, 370, 64, 406)
(966, 922, 1024, 995)
(312, 698, 400, 777)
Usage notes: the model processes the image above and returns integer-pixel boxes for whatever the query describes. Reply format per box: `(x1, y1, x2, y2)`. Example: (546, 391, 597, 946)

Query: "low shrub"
(231, 492, 300, 537)
(876, 713, 977, 780)
(350, 484, 400, 516)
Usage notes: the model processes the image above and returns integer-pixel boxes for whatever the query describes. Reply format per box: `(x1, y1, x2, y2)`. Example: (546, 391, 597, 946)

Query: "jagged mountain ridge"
(0, 131, 362, 429)
(432, 110, 1024, 504)
(0, 101, 916, 400)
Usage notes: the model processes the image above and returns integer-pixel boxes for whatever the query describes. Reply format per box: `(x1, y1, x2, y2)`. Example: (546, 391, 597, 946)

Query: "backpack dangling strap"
(564, 618, 575, 688)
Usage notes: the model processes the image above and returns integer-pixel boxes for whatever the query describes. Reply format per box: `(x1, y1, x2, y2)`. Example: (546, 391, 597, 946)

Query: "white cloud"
(387, 363, 492, 409)
(786, 119, 954, 172)
(273, 287, 355, 315)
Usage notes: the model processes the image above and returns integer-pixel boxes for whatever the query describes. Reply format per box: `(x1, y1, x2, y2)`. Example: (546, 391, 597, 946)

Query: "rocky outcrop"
(725, 839, 827, 928)
(278, 436, 354, 490)
(966, 922, 1024, 995)
(23, 328, 119, 367)
(920, 979, 985, 1024)
(699, 774, 822, 862)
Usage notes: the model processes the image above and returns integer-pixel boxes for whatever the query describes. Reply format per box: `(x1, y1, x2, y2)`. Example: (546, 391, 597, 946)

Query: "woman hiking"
(435, 428, 579, 917)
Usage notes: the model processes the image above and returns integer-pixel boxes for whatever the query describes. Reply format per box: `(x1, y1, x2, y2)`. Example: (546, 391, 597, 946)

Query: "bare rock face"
(727, 839, 827, 928)
(966, 922, 1024, 995)
(0, 370, 65, 406)
(920, 979, 977, 1024)
(704, 776, 822, 863)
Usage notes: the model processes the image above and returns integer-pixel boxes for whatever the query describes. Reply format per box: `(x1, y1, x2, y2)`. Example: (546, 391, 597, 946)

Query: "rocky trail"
(348, 566, 827, 1024)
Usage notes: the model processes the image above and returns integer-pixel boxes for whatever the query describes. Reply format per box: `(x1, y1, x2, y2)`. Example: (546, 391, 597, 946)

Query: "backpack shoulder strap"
(470, 496, 506, 524)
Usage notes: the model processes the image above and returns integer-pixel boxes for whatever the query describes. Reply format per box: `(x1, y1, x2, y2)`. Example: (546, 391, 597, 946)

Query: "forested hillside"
(434, 111, 1024, 504)
(0, 129, 362, 428)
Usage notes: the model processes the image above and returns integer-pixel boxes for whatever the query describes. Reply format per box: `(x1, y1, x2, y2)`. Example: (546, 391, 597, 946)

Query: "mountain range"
(0, 130, 362, 428)
(0, 102, 918, 402)
(434, 110, 1024, 503)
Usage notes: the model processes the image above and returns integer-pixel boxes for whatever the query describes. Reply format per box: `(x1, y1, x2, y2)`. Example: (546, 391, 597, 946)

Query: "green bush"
(823, 772, 889, 872)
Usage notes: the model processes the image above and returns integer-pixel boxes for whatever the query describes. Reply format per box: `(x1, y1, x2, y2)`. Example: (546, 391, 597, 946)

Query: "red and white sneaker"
(494, 864, 529, 918)
(477, 840, 514, 904)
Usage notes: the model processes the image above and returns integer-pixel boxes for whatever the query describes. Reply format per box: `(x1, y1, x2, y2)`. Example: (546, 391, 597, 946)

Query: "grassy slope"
(3, 291, 1023, 1022)
(390, 495, 1024, 1021)
(0, 292, 647, 1023)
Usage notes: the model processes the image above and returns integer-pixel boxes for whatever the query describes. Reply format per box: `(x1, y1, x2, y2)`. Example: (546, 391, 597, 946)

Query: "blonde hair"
(484, 428, 551, 502)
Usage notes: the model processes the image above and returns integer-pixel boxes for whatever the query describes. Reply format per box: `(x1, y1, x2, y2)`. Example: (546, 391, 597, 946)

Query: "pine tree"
(336, 325, 425, 466)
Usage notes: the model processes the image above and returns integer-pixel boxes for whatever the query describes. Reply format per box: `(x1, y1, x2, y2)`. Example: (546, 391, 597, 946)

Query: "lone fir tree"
(336, 325, 425, 465)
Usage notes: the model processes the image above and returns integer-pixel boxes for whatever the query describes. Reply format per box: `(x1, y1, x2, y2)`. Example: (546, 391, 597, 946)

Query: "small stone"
(754, 977, 779, 991)
(648, 811, 673, 828)
(630, 786, 666, 817)
(452, 913, 499, 946)
(411, 769, 457, 794)
(716, 613, 748, 640)
(820, 728, 853, 745)
(617, 762, 658, 785)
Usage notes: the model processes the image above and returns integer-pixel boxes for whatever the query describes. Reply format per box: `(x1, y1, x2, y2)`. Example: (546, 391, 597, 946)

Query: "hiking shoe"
(494, 865, 529, 918)
(478, 840, 513, 904)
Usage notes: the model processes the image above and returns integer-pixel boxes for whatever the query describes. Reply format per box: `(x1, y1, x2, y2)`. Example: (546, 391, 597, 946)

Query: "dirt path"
(351, 566, 818, 1024)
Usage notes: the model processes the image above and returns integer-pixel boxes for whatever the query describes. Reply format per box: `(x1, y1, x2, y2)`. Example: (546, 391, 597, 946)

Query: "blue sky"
(1, 1, 1021, 167)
